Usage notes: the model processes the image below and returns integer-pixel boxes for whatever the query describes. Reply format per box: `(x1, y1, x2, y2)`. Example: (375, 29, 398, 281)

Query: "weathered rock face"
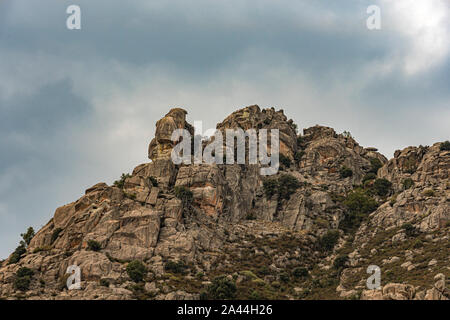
(216, 105, 298, 158)
(256, 125, 387, 232)
(148, 108, 194, 161)
(355, 142, 449, 235)
(361, 273, 449, 300)
(335, 142, 449, 301)
(300, 125, 387, 185)
(0, 105, 448, 300)
(379, 143, 449, 192)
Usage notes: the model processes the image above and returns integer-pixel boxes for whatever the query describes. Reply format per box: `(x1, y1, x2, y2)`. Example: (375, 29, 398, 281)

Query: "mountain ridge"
(1, 105, 448, 300)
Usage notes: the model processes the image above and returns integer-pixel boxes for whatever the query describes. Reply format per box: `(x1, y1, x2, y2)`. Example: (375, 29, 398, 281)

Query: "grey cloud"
(0, 80, 90, 135)
(0, 79, 93, 258)
(0, 0, 448, 258)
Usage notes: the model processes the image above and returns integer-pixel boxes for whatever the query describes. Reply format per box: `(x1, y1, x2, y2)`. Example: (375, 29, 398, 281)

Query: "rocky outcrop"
(0, 105, 448, 300)
(299, 125, 387, 187)
(361, 274, 449, 300)
(333, 142, 449, 301)
(356, 142, 449, 237)
(148, 108, 194, 161)
(379, 143, 449, 192)
(216, 105, 298, 158)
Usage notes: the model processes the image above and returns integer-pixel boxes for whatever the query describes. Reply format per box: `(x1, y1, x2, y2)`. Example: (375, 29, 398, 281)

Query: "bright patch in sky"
(382, 0, 450, 74)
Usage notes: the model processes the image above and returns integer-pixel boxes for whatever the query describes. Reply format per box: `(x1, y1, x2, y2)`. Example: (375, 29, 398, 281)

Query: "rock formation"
(148, 108, 194, 161)
(0, 105, 448, 300)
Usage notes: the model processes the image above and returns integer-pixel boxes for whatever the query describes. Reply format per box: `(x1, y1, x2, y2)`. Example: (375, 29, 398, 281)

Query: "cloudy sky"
(0, 0, 449, 258)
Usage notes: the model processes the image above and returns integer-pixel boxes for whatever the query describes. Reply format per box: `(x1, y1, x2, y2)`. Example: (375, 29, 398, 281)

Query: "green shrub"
(263, 178, 278, 198)
(8, 227, 36, 265)
(174, 186, 193, 204)
(362, 173, 377, 184)
(278, 174, 301, 200)
(402, 223, 417, 237)
(241, 270, 258, 280)
(249, 289, 263, 300)
(51, 228, 63, 244)
(164, 260, 188, 275)
(271, 281, 281, 289)
(279, 153, 292, 168)
(333, 255, 349, 269)
(21, 227, 35, 246)
(342, 131, 352, 138)
(369, 158, 383, 174)
(196, 272, 205, 280)
(373, 178, 392, 196)
(294, 151, 305, 162)
(99, 279, 110, 287)
(403, 158, 417, 174)
(128, 282, 155, 300)
(389, 194, 397, 206)
(87, 240, 102, 252)
(202, 275, 237, 300)
(341, 189, 378, 232)
(343, 189, 378, 215)
(412, 239, 423, 249)
(245, 213, 256, 220)
(124, 192, 137, 200)
(318, 230, 340, 251)
(14, 267, 34, 291)
(126, 260, 147, 282)
(297, 136, 305, 147)
(291, 123, 298, 133)
(263, 175, 301, 200)
(252, 278, 266, 287)
(15, 276, 31, 292)
(33, 245, 52, 254)
(292, 267, 308, 279)
(279, 272, 290, 283)
(440, 141, 450, 151)
(315, 217, 329, 228)
(339, 166, 353, 178)
(402, 178, 414, 190)
(8, 243, 26, 265)
(149, 176, 158, 187)
(257, 266, 271, 276)
(114, 173, 131, 189)
(423, 189, 435, 197)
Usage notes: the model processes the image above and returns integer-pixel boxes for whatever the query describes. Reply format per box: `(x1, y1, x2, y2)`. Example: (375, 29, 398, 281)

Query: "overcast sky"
(0, 0, 449, 258)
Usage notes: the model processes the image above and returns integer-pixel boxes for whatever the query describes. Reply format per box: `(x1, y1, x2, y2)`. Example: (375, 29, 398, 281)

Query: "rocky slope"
(0, 105, 448, 300)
